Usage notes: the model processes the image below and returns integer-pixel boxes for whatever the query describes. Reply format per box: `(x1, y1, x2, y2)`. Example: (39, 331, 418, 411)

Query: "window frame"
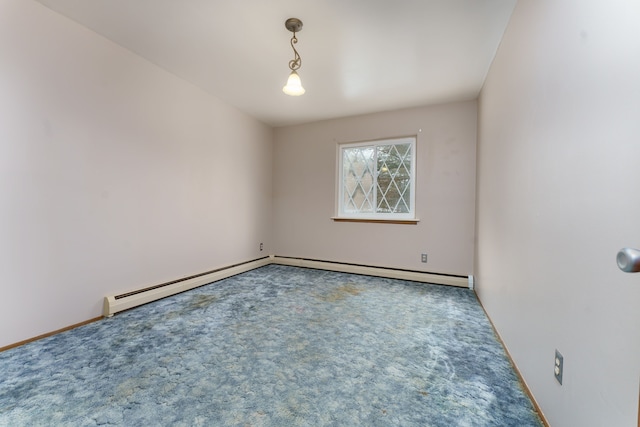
(335, 136, 417, 222)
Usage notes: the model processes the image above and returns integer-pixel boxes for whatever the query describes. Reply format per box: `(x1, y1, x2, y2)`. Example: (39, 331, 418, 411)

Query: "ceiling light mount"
(283, 17, 305, 96)
(284, 18, 303, 34)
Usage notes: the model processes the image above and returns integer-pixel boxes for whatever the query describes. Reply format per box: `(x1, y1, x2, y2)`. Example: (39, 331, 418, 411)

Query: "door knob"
(617, 248, 640, 273)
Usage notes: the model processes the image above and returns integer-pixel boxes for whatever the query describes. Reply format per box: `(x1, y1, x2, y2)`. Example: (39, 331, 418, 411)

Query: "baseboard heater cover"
(270, 256, 469, 288)
(103, 257, 271, 317)
(103, 255, 470, 318)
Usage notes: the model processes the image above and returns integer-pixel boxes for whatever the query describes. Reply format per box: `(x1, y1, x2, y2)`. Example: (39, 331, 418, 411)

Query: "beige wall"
(476, 1, 640, 425)
(273, 101, 477, 276)
(0, 1, 273, 348)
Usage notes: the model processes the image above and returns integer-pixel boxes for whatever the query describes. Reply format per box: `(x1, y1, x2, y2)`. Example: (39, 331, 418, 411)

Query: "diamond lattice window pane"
(343, 147, 375, 213)
(376, 143, 412, 213)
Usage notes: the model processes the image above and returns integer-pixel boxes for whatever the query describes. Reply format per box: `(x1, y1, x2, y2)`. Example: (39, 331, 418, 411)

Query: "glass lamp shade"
(283, 70, 305, 96)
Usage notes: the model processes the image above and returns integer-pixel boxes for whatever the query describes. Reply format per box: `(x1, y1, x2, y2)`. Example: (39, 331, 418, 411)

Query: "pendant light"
(283, 18, 305, 96)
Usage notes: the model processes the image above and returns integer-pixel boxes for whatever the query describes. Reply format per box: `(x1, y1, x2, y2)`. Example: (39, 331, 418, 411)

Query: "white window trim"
(335, 136, 417, 222)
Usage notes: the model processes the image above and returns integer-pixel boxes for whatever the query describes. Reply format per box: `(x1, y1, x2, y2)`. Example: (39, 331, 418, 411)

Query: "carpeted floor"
(0, 265, 543, 426)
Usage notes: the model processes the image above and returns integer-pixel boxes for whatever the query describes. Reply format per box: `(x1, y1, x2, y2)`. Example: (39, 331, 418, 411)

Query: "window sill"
(331, 217, 420, 225)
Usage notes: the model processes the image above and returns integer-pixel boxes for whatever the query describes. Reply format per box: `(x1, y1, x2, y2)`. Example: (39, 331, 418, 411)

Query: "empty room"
(1, 1, 638, 426)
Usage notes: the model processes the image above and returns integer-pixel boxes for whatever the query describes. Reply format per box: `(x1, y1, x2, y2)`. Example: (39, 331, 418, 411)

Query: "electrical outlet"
(260, 243, 263, 251)
(554, 349, 563, 385)
(421, 253, 428, 263)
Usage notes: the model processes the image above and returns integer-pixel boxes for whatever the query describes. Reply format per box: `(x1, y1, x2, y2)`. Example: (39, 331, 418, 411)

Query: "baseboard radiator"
(103, 257, 271, 317)
(271, 256, 470, 288)
(103, 255, 471, 317)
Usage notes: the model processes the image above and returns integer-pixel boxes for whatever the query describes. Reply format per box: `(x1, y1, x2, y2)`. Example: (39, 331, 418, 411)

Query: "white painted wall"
(0, 0, 273, 348)
(273, 101, 477, 276)
(476, 1, 640, 425)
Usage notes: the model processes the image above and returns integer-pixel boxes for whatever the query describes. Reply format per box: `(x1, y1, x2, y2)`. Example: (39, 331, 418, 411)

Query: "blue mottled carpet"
(0, 265, 542, 426)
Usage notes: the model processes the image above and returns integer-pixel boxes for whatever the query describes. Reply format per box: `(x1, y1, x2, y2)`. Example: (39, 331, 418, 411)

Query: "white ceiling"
(35, 0, 517, 127)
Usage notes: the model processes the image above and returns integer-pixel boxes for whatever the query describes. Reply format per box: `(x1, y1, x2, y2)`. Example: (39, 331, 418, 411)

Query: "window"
(337, 137, 416, 221)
